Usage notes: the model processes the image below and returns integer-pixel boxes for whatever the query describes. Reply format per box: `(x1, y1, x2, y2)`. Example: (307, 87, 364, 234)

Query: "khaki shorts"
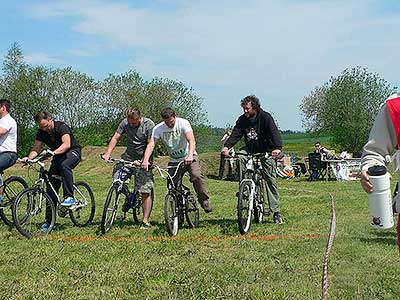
(134, 168, 154, 194)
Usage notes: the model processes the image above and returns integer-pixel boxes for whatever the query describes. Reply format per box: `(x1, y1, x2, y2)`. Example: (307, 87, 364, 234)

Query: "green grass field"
(0, 146, 398, 300)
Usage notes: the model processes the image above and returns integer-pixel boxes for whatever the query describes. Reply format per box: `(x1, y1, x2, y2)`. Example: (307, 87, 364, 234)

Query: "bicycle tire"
(69, 181, 95, 227)
(101, 183, 121, 234)
(237, 180, 253, 234)
(254, 182, 264, 224)
(185, 193, 199, 228)
(164, 193, 178, 236)
(0, 176, 28, 226)
(132, 191, 141, 224)
(12, 187, 56, 238)
(236, 159, 244, 182)
(132, 188, 154, 224)
(178, 199, 184, 229)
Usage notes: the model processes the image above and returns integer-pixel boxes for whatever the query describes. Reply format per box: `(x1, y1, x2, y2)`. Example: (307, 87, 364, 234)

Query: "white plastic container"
(368, 166, 394, 229)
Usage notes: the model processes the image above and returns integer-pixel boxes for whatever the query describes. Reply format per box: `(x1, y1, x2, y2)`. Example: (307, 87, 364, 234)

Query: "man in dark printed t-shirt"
(22, 112, 81, 231)
(102, 108, 155, 228)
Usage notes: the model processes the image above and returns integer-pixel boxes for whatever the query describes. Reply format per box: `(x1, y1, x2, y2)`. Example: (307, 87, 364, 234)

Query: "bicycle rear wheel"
(69, 181, 95, 227)
(185, 193, 199, 228)
(0, 176, 28, 226)
(164, 193, 178, 236)
(12, 187, 56, 238)
(237, 180, 253, 234)
(101, 184, 121, 234)
(254, 183, 264, 224)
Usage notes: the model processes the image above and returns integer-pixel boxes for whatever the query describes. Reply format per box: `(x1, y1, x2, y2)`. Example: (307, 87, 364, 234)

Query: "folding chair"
(307, 152, 327, 181)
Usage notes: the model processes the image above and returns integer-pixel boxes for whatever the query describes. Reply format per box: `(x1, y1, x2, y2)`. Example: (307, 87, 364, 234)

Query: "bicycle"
(100, 155, 154, 234)
(12, 153, 95, 238)
(0, 172, 29, 226)
(236, 153, 269, 234)
(155, 161, 199, 236)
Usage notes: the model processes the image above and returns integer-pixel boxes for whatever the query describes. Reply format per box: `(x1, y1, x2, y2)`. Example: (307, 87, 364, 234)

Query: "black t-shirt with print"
(35, 121, 81, 151)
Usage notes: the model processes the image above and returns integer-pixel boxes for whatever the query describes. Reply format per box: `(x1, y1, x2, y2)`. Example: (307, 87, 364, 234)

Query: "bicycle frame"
(22, 156, 88, 208)
(155, 161, 189, 200)
(104, 156, 139, 199)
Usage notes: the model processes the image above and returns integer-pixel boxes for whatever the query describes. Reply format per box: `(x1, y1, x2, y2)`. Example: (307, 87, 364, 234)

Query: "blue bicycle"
(100, 156, 153, 234)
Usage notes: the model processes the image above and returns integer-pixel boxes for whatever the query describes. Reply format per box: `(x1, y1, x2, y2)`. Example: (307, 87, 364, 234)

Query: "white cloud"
(26, 0, 400, 129)
(24, 52, 65, 65)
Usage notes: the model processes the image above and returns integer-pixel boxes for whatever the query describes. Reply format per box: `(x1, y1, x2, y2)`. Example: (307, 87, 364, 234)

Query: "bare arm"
(102, 132, 122, 161)
(185, 131, 195, 164)
(26, 140, 43, 160)
(141, 137, 156, 170)
(53, 134, 71, 155)
(0, 127, 8, 136)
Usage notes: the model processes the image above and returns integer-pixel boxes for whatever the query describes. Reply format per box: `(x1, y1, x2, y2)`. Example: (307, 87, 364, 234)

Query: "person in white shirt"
(142, 107, 212, 213)
(0, 99, 18, 205)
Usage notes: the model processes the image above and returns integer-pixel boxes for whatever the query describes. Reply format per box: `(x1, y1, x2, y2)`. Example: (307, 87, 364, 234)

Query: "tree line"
(300, 66, 397, 154)
(2, 43, 394, 157)
(0, 43, 213, 155)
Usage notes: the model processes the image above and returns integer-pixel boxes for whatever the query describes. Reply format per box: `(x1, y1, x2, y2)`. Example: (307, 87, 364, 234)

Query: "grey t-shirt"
(117, 117, 155, 161)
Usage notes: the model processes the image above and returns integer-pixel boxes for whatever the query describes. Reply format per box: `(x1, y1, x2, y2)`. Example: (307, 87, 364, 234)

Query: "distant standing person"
(102, 108, 155, 228)
(0, 99, 17, 205)
(141, 107, 212, 213)
(222, 95, 283, 224)
(218, 130, 235, 180)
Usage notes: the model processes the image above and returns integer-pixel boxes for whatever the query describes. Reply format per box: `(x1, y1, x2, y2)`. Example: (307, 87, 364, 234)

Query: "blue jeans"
(0, 152, 17, 173)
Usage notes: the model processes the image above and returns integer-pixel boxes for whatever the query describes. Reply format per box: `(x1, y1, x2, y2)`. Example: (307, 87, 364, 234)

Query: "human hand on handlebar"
(221, 147, 230, 157)
(271, 149, 281, 158)
(41, 149, 55, 157)
(184, 154, 194, 165)
(101, 153, 111, 161)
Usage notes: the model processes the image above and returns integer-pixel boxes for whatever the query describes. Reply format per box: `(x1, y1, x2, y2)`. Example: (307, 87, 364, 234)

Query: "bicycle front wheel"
(101, 184, 121, 234)
(254, 183, 264, 224)
(164, 193, 179, 236)
(0, 176, 28, 226)
(237, 180, 253, 234)
(185, 193, 199, 228)
(12, 188, 56, 238)
(69, 181, 95, 227)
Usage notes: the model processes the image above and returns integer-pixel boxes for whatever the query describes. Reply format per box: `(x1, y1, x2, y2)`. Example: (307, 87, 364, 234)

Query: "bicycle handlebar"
(100, 153, 141, 169)
(18, 151, 55, 168)
(154, 161, 185, 182)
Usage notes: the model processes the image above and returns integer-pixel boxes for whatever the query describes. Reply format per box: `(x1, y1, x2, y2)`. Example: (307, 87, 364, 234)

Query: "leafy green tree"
(0, 43, 52, 154)
(49, 67, 98, 128)
(300, 67, 396, 153)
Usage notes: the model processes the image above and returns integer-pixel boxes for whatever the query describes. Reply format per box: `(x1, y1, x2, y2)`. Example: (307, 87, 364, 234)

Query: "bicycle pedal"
(58, 207, 69, 217)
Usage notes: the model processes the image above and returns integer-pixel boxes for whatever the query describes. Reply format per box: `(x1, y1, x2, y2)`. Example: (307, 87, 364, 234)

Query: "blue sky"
(1, 0, 399, 130)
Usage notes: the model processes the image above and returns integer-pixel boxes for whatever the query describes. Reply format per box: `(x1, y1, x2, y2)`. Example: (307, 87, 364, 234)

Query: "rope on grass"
(397, 213, 400, 253)
(322, 193, 336, 300)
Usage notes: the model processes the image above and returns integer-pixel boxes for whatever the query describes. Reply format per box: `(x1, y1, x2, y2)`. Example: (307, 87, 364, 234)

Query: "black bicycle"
(237, 153, 268, 234)
(12, 154, 95, 238)
(155, 161, 199, 236)
(100, 156, 154, 234)
(0, 172, 29, 226)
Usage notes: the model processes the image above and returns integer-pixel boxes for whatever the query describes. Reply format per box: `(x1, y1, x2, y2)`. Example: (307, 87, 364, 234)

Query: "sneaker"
(61, 197, 76, 207)
(140, 220, 151, 229)
(201, 200, 213, 213)
(41, 223, 50, 232)
(273, 212, 283, 225)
